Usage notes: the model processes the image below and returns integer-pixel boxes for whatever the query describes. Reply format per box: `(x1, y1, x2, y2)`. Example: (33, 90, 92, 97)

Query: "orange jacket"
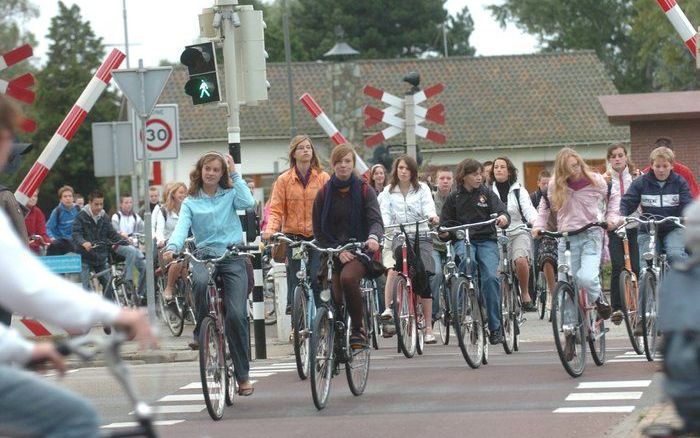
(265, 167, 330, 238)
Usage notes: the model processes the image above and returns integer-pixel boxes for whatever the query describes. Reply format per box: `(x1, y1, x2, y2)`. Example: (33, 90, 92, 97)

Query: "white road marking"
(577, 380, 651, 389)
(102, 420, 185, 428)
(608, 358, 651, 363)
(158, 394, 204, 402)
(566, 392, 643, 401)
(139, 405, 206, 414)
(554, 406, 635, 414)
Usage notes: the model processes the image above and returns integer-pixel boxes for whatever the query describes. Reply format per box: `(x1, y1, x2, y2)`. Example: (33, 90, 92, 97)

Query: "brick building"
(599, 90, 700, 173)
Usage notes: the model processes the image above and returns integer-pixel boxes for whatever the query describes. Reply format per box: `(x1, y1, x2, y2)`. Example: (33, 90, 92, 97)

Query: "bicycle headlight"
(456, 230, 465, 240)
(558, 264, 569, 274)
(296, 270, 305, 280)
(320, 289, 331, 303)
(643, 251, 654, 261)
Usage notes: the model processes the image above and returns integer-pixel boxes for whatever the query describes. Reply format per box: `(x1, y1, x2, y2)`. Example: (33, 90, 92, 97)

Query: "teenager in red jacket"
(24, 191, 50, 254)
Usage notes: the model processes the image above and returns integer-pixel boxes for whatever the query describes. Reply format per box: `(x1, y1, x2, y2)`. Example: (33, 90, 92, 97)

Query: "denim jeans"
(115, 245, 146, 297)
(286, 243, 321, 307)
(0, 366, 100, 437)
(557, 229, 603, 305)
(190, 256, 250, 382)
(430, 249, 444, 317)
(80, 262, 113, 300)
(454, 239, 501, 332)
(637, 227, 687, 268)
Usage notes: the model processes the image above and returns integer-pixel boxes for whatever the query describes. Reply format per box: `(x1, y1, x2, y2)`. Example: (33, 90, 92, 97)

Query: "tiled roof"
(157, 51, 628, 148)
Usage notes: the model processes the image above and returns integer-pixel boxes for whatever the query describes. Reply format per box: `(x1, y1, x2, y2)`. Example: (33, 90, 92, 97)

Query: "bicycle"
(384, 218, 430, 359)
(154, 259, 193, 337)
(628, 215, 683, 362)
(260, 248, 278, 326)
(438, 217, 498, 369)
(270, 233, 318, 380)
(534, 235, 557, 321)
(180, 243, 258, 421)
(308, 241, 371, 410)
(498, 224, 530, 354)
(30, 332, 157, 437)
(430, 236, 451, 345)
(615, 217, 644, 355)
(89, 241, 139, 308)
(539, 222, 608, 378)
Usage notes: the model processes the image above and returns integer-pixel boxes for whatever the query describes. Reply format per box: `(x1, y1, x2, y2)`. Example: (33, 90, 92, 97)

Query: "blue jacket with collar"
(620, 170, 691, 233)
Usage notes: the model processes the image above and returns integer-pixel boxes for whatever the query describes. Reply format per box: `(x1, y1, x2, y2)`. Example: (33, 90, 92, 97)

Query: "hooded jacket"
(379, 181, 436, 233)
(72, 205, 125, 266)
(440, 184, 510, 241)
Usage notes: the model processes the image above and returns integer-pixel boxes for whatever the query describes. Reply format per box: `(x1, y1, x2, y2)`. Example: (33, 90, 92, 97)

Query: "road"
(48, 317, 662, 438)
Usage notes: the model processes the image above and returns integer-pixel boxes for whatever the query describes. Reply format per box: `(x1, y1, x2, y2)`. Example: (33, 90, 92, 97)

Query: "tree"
(0, 0, 38, 54)
(446, 6, 476, 57)
(488, 0, 700, 93)
(8, 2, 120, 212)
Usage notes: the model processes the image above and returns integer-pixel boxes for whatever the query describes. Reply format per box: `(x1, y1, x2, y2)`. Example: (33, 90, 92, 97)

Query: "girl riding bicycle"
(153, 182, 187, 301)
(379, 155, 440, 344)
(532, 147, 619, 320)
(163, 151, 256, 396)
(312, 144, 383, 349)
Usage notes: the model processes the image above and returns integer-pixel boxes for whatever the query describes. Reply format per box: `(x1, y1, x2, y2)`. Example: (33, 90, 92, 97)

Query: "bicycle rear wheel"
(224, 353, 234, 407)
(264, 286, 277, 325)
(309, 307, 334, 410)
(345, 314, 370, 396)
(361, 279, 380, 350)
(392, 276, 416, 358)
(199, 316, 226, 420)
(450, 277, 483, 368)
(640, 272, 658, 361)
(292, 284, 310, 380)
(501, 277, 516, 354)
(619, 270, 643, 355)
(551, 281, 586, 378)
(434, 283, 450, 345)
(588, 304, 606, 366)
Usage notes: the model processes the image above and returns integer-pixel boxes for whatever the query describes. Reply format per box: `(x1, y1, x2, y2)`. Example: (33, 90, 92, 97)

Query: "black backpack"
(393, 222, 430, 296)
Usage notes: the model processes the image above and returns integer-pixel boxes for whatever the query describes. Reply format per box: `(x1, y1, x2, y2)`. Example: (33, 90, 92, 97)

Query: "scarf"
(495, 181, 510, 204)
(321, 173, 362, 246)
(295, 166, 312, 188)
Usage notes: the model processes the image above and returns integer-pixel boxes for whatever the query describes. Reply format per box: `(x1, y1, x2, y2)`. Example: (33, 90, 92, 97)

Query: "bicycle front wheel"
(392, 276, 416, 358)
(588, 302, 606, 366)
(309, 308, 334, 410)
(199, 316, 226, 420)
(345, 314, 370, 396)
(619, 270, 643, 355)
(501, 277, 516, 354)
(551, 281, 586, 378)
(292, 284, 310, 380)
(640, 271, 658, 361)
(434, 283, 450, 345)
(537, 258, 555, 320)
(451, 277, 483, 368)
(367, 282, 380, 350)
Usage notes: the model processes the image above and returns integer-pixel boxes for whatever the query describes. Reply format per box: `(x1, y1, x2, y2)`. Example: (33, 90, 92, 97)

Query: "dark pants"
(286, 241, 321, 306)
(332, 259, 367, 331)
(190, 257, 250, 382)
(47, 238, 75, 256)
(608, 228, 639, 311)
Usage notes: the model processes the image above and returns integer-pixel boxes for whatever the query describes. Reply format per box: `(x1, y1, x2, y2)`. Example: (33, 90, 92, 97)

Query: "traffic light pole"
(218, 0, 267, 360)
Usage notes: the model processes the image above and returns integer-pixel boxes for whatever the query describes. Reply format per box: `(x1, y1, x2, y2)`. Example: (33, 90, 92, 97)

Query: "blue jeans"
(115, 245, 146, 297)
(0, 366, 100, 437)
(557, 229, 603, 305)
(637, 227, 687, 268)
(454, 239, 501, 332)
(430, 249, 444, 317)
(286, 243, 321, 306)
(190, 256, 250, 382)
(80, 262, 113, 300)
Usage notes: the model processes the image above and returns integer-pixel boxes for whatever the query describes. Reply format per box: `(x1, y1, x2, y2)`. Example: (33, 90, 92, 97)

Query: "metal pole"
(442, 21, 449, 58)
(282, 0, 296, 137)
(111, 122, 120, 209)
(220, 0, 266, 359)
(122, 0, 139, 208)
(405, 93, 417, 159)
(122, 0, 131, 68)
(137, 59, 156, 324)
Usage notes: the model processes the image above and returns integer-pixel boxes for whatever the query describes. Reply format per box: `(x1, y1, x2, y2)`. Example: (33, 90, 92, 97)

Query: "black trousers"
(608, 228, 640, 311)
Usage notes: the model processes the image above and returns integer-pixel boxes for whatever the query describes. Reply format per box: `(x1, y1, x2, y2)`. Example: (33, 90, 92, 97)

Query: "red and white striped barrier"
(0, 44, 32, 72)
(16, 318, 69, 338)
(299, 92, 369, 174)
(0, 73, 35, 104)
(657, 0, 697, 57)
(14, 49, 126, 205)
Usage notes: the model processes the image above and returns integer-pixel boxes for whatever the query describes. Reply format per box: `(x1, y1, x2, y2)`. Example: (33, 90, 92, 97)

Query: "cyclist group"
(1, 82, 699, 434)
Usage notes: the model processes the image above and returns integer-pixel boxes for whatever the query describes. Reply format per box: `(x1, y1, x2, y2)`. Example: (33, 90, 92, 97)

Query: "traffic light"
(180, 42, 221, 105)
(232, 6, 269, 105)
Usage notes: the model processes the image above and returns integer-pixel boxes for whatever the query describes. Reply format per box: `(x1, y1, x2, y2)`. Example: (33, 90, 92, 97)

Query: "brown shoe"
(595, 298, 612, 320)
(610, 310, 624, 326)
(188, 340, 199, 350)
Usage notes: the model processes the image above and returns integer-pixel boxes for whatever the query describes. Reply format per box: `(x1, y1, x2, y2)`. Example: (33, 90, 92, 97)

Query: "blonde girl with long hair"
(153, 182, 188, 300)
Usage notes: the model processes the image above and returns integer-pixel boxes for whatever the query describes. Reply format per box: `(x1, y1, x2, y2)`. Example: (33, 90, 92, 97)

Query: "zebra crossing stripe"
(102, 420, 185, 429)
(565, 392, 643, 401)
(554, 406, 635, 414)
(577, 380, 651, 389)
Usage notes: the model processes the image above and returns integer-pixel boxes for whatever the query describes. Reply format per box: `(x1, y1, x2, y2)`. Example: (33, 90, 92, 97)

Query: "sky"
(26, 0, 539, 67)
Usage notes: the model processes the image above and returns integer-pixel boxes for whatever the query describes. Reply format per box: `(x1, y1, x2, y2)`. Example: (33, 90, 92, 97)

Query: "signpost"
(111, 61, 172, 324)
(134, 104, 180, 160)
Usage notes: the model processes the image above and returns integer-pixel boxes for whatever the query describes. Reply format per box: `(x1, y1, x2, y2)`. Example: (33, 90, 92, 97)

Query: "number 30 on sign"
(135, 104, 180, 160)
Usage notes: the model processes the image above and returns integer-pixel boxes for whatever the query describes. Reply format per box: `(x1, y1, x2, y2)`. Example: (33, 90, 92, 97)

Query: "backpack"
(393, 222, 430, 295)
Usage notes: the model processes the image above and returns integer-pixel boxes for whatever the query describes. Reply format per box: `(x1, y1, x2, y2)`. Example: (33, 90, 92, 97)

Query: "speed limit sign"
(134, 104, 180, 160)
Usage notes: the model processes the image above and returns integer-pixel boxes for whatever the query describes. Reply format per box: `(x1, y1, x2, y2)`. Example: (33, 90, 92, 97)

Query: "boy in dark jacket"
(72, 191, 126, 299)
(440, 158, 509, 345)
(620, 146, 691, 266)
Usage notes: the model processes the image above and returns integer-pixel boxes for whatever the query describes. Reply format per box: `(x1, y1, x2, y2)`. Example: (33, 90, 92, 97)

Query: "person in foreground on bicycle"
(262, 135, 329, 314)
(73, 190, 129, 298)
(379, 154, 439, 343)
(0, 96, 157, 438)
(658, 200, 700, 436)
(153, 181, 187, 301)
(490, 156, 538, 311)
(312, 143, 383, 349)
(439, 158, 510, 344)
(532, 147, 619, 322)
(620, 146, 691, 269)
(163, 151, 256, 396)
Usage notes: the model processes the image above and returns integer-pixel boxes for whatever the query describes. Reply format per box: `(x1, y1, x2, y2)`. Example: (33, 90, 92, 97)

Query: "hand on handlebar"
(113, 308, 159, 350)
(81, 241, 93, 251)
(339, 251, 356, 264)
(29, 342, 67, 375)
(496, 215, 508, 228)
(531, 227, 542, 239)
(365, 238, 379, 252)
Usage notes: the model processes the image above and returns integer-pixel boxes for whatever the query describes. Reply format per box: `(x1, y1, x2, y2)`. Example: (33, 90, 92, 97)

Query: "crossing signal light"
(180, 42, 220, 105)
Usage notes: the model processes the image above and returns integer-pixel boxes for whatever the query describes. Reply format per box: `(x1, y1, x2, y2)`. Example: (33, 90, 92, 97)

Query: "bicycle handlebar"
(182, 244, 258, 264)
(618, 215, 683, 229)
(438, 218, 498, 233)
(312, 241, 365, 255)
(538, 222, 607, 239)
(384, 218, 430, 230)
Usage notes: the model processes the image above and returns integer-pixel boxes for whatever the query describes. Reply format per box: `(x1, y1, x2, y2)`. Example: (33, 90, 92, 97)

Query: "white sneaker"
(424, 333, 437, 344)
(380, 308, 393, 321)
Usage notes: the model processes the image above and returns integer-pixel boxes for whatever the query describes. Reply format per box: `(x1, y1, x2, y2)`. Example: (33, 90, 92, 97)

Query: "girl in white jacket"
(379, 155, 440, 343)
(491, 157, 538, 311)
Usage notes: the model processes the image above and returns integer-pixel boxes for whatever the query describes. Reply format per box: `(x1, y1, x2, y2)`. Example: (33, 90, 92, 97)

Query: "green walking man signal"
(180, 42, 221, 105)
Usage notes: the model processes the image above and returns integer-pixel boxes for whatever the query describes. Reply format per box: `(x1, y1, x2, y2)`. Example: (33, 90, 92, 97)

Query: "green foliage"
(446, 6, 476, 57)
(489, 0, 700, 93)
